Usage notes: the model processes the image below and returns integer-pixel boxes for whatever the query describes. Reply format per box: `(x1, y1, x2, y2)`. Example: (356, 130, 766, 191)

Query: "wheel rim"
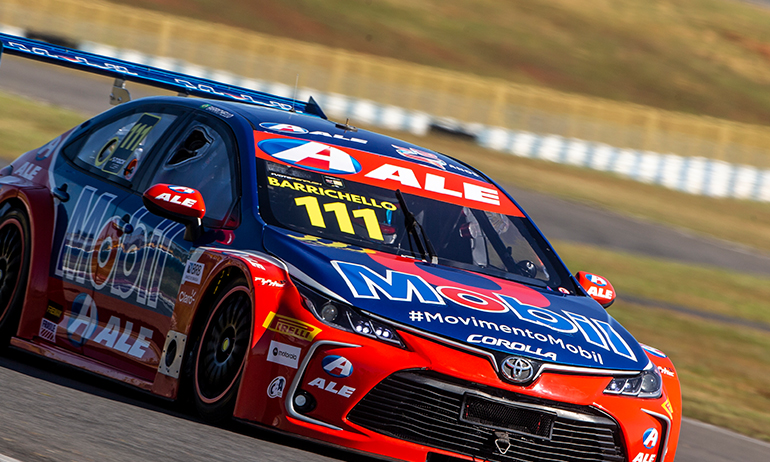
(195, 287, 251, 403)
(0, 218, 24, 321)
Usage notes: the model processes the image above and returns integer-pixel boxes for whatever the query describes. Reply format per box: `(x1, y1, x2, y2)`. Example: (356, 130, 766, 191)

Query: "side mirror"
(575, 271, 616, 309)
(143, 184, 206, 241)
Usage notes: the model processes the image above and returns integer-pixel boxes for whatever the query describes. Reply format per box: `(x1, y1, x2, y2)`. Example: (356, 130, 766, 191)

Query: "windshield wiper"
(395, 189, 438, 264)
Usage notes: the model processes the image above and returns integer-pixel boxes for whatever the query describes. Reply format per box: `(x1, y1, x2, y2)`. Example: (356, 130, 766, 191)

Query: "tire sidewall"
(0, 207, 31, 345)
(190, 278, 252, 423)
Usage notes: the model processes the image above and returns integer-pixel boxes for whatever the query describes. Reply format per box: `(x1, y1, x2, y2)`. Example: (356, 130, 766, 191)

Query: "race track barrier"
(1, 1, 770, 202)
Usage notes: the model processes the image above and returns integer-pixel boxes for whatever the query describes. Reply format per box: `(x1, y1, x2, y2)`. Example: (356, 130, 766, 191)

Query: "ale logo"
(259, 123, 309, 134)
(258, 139, 361, 175)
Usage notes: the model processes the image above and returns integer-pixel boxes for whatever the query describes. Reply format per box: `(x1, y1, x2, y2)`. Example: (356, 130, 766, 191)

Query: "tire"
(0, 207, 31, 348)
(191, 279, 252, 423)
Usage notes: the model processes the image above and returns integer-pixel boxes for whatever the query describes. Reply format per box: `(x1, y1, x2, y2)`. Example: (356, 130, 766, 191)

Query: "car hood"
(264, 226, 648, 371)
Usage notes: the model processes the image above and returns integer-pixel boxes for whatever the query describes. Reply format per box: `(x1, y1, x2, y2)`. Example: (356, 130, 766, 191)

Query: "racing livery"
(0, 34, 681, 462)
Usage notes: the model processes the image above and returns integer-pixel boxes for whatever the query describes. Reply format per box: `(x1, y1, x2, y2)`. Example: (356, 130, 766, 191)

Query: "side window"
(69, 111, 177, 183)
(150, 119, 238, 226)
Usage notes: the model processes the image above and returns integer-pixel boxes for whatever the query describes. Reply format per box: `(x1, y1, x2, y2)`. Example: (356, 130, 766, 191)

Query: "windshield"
(257, 159, 575, 292)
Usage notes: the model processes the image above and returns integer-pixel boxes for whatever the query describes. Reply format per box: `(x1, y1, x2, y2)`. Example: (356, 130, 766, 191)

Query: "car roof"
(190, 97, 493, 184)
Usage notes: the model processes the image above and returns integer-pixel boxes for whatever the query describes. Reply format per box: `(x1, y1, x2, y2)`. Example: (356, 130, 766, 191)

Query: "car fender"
(150, 247, 291, 399)
(0, 184, 56, 341)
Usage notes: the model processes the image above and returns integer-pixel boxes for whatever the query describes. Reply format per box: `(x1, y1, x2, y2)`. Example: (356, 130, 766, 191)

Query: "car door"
(85, 110, 240, 380)
(48, 104, 183, 371)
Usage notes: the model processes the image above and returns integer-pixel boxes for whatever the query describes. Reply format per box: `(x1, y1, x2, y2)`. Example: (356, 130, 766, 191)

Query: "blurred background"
(0, 0, 769, 454)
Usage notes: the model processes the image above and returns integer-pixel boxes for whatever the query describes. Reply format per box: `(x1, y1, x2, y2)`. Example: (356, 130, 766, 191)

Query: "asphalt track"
(0, 54, 768, 462)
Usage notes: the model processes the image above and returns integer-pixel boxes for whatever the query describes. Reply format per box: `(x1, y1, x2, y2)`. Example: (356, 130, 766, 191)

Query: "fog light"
(293, 390, 316, 414)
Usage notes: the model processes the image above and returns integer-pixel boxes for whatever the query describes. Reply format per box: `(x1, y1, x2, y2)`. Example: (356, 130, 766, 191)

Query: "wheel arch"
(0, 186, 56, 341)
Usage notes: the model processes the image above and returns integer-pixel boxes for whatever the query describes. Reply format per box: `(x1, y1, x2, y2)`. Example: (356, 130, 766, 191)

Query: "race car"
(0, 34, 680, 462)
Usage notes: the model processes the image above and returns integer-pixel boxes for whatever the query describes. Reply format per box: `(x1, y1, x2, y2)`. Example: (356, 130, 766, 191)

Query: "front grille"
(347, 371, 625, 462)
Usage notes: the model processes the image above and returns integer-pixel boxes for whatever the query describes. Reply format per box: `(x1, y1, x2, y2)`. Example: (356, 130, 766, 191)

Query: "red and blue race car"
(0, 34, 680, 462)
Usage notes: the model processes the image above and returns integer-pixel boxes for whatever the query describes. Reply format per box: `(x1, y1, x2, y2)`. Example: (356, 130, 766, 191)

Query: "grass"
(0, 92, 84, 160)
(374, 127, 770, 254)
(106, 0, 770, 126)
(2, 90, 769, 441)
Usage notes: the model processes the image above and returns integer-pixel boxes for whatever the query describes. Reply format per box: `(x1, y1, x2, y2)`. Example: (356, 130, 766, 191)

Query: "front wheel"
(0, 207, 31, 348)
(192, 280, 253, 423)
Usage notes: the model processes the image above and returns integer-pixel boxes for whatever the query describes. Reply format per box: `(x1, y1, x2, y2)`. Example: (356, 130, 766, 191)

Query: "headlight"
(604, 362, 662, 399)
(295, 281, 405, 348)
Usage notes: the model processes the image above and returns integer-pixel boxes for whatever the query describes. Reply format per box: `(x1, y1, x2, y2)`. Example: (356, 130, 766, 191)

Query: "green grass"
(610, 303, 770, 443)
(107, 0, 770, 126)
(2, 90, 769, 441)
(375, 127, 770, 254)
(0, 93, 84, 160)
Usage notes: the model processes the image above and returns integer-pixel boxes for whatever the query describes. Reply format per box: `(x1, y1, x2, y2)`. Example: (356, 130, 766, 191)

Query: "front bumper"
(234, 307, 680, 462)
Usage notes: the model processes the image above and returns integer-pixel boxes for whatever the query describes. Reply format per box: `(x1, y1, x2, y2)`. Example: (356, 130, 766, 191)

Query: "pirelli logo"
(263, 312, 321, 341)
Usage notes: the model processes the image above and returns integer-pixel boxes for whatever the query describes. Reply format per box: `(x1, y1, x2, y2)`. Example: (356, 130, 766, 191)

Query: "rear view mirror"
(575, 271, 616, 309)
(143, 184, 206, 241)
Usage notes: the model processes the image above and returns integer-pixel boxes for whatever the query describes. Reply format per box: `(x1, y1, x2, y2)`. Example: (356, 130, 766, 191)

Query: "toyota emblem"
(501, 356, 535, 383)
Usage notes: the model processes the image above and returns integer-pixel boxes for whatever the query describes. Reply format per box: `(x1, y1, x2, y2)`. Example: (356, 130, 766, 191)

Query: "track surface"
(1, 54, 769, 462)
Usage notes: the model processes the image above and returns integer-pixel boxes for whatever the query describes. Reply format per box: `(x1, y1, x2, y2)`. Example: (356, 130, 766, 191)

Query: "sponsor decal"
(154, 192, 198, 208)
(267, 340, 301, 369)
(260, 123, 308, 134)
(334, 261, 638, 363)
(290, 235, 376, 254)
(14, 162, 42, 181)
(268, 176, 396, 210)
(101, 114, 161, 175)
(661, 398, 674, 419)
(260, 123, 367, 144)
(45, 301, 64, 322)
(6, 40, 140, 77)
(323, 176, 345, 189)
(39, 319, 57, 342)
(258, 139, 362, 175)
(183, 261, 204, 285)
(641, 344, 667, 358)
(263, 312, 322, 342)
(35, 134, 64, 161)
(307, 377, 355, 398)
(658, 366, 675, 377)
(267, 376, 286, 398)
(64, 293, 154, 359)
(393, 145, 446, 170)
(365, 164, 500, 206)
(254, 131, 522, 216)
(168, 185, 195, 194)
(558, 287, 571, 294)
(254, 277, 285, 288)
(643, 428, 659, 449)
(54, 187, 186, 313)
(201, 104, 234, 119)
(586, 285, 613, 300)
(632, 453, 656, 462)
(322, 355, 353, 378)
(178, 290, 196, 305)
(585, 274, 607, 287)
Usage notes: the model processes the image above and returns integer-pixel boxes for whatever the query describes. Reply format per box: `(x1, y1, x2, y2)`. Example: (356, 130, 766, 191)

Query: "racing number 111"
(295, 196, 384, 241)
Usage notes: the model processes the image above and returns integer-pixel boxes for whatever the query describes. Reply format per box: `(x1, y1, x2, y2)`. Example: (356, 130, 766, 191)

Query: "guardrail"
(2, 0, 770, 169)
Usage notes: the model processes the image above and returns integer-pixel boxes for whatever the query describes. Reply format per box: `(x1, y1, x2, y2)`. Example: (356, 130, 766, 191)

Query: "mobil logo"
(322, 355, 353, 378)
(258, 138, 361, 175)
(260, 123, 309, 134)
(586, 274, 607, 287)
